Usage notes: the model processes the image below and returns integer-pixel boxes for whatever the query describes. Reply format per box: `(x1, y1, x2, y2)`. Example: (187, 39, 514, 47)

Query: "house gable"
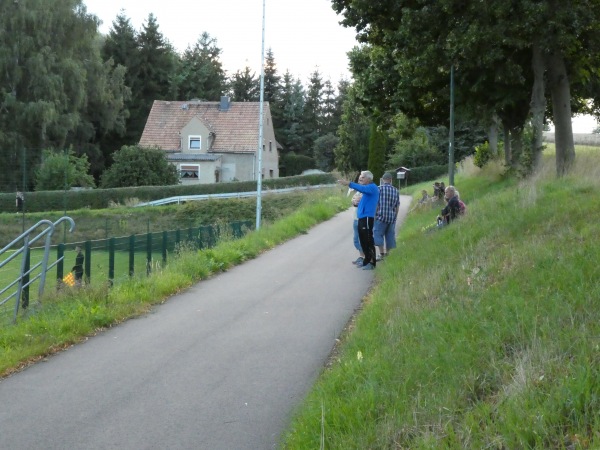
(181, 117, 213, 154)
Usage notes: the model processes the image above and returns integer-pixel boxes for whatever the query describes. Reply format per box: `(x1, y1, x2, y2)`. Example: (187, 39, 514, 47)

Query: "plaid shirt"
(376, 183, 400, 223)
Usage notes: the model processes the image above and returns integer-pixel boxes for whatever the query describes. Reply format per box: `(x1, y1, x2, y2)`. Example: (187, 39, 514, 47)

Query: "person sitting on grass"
(437, 185, 461, 226)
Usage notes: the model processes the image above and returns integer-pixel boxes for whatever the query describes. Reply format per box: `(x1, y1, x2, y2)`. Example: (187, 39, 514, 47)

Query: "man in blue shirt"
(338, 171, 379, 270)
(374, 172, 400, 260)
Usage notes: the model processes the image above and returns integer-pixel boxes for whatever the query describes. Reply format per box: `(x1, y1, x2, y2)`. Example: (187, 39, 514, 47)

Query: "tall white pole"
(256, 0, 266, 230)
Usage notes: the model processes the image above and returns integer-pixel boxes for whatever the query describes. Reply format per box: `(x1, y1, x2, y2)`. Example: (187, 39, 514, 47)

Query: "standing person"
(15, 191, 24, 213)
(338, 171, 379, 270)
(72, 245, 84, 286)
(374, 172, 400, 260)
(350, 190, 365, 265)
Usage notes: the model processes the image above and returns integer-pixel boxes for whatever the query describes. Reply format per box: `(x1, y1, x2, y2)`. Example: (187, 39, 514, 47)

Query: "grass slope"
(282, 154, 600, 449)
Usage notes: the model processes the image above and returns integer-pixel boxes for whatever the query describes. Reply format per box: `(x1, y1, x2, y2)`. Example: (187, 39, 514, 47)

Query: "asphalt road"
(0, 195, 411, 450)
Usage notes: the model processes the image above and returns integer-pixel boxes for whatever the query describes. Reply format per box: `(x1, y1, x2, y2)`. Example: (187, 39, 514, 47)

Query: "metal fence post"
(84, 241, 91, 284)
(146, 232, 152, 276)
(162, 231, 167, 265)
(129, 235, 135, 277)
(57, 243, 65, 282)
(22, 248, 30, 310)
(108, 238, 115, 284)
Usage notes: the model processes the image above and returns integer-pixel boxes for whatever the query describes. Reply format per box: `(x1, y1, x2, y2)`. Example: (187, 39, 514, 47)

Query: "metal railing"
(134, 184, 336, 207)
(0, 217, 74, 322)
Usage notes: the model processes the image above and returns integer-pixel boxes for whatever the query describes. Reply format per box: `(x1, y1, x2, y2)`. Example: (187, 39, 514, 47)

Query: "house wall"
(220, 154, 255, 182)
(174, 160, 222, 185)
(260, 108, 279, 179)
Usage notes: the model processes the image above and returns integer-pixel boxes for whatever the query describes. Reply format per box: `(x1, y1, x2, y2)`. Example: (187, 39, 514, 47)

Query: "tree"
(100, 145, 178, 188)
(176, 32, 227, 101)
(229, 66, 260, 101)
(34, 149, 96, 191)
(303, 69, 325, 151)
(334, 84, 369, 175)
(100, 12, 140, 153)
(367, 121, 387, 182)
(0, 0, 128, 191)
(263, 48, 283, 140)
(333, 0, 600, 176)
(279, 74, 306, 154)
(313, 133, 339, 172)
(131, 14, 178, 142)
(321, 79, 339, 136)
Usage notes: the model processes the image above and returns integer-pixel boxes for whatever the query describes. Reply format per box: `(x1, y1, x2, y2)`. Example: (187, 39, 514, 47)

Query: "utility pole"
(255, 0, 266, 230)
(448, 65, 455, 186)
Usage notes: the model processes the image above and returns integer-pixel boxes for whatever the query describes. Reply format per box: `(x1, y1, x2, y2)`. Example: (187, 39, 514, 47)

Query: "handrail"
(0, 216, 75, 323)
(134, 184, 336, 207)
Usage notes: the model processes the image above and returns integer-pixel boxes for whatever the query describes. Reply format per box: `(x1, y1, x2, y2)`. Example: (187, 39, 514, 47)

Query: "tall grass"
(0, 189, 349, 377)
(282, 152, 600, 449)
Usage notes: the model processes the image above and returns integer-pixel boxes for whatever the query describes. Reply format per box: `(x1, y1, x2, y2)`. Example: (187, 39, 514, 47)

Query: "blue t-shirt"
(348, 182, 379, 218)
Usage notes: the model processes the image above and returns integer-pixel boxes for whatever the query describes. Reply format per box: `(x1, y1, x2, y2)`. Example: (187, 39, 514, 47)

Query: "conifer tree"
(229, 66, 260, 101)
(176, 32, 226, 101)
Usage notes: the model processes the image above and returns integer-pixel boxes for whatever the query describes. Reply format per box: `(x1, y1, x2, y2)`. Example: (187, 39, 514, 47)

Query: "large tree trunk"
(546, 52, 575, 176)
(530, 42, 546, 171)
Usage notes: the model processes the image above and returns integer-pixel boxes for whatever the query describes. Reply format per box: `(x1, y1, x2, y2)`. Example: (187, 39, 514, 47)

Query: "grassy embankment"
(0, 188, 348, 377)
(282, 148, 600, 449)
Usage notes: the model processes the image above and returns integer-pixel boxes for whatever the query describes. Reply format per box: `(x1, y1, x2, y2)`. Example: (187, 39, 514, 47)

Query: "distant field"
(543, 132, 600, 146)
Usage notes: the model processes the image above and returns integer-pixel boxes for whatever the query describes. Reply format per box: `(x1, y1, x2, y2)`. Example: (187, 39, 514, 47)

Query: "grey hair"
(360, 170, 374, 181)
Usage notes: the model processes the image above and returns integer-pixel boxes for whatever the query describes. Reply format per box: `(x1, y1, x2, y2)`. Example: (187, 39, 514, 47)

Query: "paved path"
(0, 195, 411, 450)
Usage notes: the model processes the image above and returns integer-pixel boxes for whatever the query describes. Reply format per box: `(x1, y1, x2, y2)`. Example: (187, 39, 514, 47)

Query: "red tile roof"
(139, 100, 269, 153)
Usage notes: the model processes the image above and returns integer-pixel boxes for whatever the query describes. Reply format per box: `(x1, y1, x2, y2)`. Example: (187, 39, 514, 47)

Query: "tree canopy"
(332, 0, 600, 176)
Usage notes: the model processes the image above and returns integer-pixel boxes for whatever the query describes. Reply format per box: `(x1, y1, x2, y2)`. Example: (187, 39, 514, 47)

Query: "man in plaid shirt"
(374, 172, 400, 260)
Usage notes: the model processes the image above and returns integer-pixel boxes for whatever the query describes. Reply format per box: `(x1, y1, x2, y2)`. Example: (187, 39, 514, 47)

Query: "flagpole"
(256, 0, 266, 230)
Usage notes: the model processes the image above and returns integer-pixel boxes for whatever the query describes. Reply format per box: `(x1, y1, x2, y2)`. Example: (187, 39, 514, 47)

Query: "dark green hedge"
(1, 174, 336, 213)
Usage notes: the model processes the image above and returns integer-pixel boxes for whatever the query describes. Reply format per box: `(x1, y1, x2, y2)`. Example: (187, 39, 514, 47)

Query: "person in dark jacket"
(338, 171, 379, 270)
(438, 185, 461, 226)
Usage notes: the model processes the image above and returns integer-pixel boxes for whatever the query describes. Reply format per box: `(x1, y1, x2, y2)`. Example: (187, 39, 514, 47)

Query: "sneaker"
(376, 253, 385, 262)
(362, 263, 375, 270)
(352, 257, 364, 265)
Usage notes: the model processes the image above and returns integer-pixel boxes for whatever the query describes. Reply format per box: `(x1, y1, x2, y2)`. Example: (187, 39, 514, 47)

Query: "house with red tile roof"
(139, 96, 279, 184)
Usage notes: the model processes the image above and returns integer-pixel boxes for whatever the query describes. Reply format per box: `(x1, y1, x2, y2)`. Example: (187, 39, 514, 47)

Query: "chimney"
(219, 96, 230, 111)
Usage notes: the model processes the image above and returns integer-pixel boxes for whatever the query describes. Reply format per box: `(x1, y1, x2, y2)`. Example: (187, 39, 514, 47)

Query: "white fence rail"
(134, 184, 337, 207)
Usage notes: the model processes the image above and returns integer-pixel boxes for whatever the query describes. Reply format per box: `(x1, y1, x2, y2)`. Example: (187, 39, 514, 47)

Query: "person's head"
(444, 185, 456, 200)
(75, 245, 82, 253)
(421, 189, 428, 196)
(381, 172, 393, 184)
(359, 171, 374, 185)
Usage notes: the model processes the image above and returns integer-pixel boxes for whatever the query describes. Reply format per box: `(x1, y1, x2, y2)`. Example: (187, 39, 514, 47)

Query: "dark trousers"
(357, 217, 376, 267)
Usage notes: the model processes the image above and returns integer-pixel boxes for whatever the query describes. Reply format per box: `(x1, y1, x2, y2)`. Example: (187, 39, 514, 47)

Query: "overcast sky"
(82, 1, 598, 132)
(83, 0, 358, 85)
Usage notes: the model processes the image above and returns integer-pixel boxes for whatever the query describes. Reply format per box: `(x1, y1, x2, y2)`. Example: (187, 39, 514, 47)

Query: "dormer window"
(189, 135, 201, 150)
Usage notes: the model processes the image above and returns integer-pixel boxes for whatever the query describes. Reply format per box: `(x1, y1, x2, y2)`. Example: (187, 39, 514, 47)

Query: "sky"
(82, 0, 599, 132)
(83, 0, 358, 85)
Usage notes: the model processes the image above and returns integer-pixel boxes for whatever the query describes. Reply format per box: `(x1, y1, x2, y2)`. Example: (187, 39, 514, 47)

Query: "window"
(262, 144, 265, 151)
(189, 135, 201, 150)
(269, 169, 274, 178)
(180, 164, 199, 179)
(269, 141, 272, 152)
